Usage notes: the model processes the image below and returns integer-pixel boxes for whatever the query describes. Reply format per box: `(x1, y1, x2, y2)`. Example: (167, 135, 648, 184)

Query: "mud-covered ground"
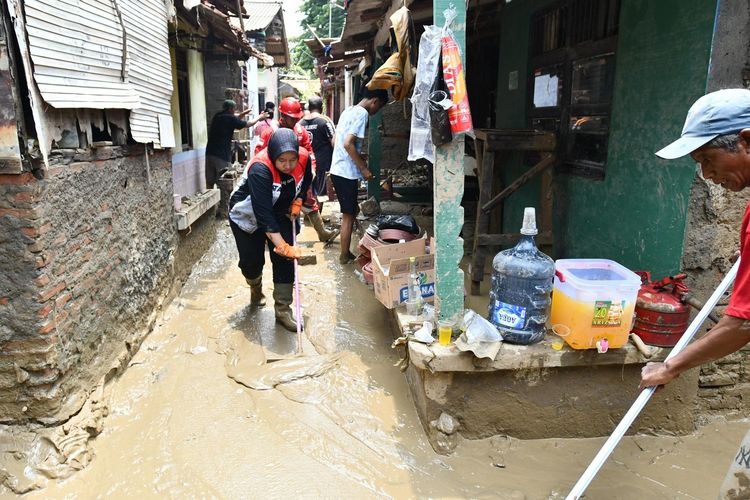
(4, 219, 749, 499)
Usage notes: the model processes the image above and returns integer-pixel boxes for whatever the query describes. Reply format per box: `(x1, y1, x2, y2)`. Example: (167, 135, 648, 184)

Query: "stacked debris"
(356, 215, 422, 284)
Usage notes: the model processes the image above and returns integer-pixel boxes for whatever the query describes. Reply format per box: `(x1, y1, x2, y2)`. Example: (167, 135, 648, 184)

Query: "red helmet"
(279, 97, 304, 119)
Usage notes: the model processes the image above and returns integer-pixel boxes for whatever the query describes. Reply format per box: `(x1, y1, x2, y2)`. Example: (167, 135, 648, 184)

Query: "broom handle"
(567, 258, 740, 500)
(292, 225, 302, 355)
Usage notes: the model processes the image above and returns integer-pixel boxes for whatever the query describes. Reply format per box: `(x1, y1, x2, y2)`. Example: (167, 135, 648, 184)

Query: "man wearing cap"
(205, 100, 266, 189)
(640, 88, 750, 496)
(255, 97, 338, 243)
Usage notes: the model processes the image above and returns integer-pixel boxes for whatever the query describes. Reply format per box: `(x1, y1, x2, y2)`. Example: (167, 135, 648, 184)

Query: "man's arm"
(325, 119, 336, 147)
(640, 314, 750, 389)
(343, 133, 372, 180)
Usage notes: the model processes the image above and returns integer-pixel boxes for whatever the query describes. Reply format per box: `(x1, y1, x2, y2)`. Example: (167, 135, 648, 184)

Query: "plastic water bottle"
(488, 207, 555, 345)
(406, 256, 424, 316)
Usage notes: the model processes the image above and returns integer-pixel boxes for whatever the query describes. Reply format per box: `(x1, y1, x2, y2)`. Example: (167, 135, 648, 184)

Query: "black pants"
(229, 218, 294, 284)
(313, 166, 329, 197)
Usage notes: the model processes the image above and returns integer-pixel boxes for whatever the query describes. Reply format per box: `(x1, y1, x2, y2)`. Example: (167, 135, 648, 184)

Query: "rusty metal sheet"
(23, 0, 141, 109)
(5, 0, 53, 166)
(120, 0, 174, 148)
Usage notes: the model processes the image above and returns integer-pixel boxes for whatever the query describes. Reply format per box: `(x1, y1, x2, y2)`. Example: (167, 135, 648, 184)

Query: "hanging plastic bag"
(407, 25, 442, 163)
(441, 7, 473, 135)
(428, 59, 453, 147)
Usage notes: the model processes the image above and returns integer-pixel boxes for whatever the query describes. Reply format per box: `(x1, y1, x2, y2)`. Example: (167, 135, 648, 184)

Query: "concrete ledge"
(174, 189, 220, 231)
(390, 308, 696, 451)
(394, 308, 665, 372)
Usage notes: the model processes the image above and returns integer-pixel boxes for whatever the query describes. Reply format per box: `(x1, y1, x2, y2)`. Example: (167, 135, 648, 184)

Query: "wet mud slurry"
(10, 221, 750, 498)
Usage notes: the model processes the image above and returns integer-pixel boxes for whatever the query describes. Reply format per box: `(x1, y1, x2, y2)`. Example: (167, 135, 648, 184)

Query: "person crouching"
(228, 128, 312, 331)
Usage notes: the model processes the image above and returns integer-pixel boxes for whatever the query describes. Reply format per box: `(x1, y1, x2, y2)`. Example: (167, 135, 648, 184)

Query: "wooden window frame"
(527, 0, 620, 179)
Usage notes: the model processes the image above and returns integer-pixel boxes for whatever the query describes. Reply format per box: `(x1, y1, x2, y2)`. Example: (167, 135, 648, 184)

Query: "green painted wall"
(494, 0, 557, 235)
(494, 0, 717, 278)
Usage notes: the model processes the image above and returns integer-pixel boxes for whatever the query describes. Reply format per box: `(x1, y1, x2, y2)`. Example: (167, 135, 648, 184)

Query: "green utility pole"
(433, 2, 466, 322)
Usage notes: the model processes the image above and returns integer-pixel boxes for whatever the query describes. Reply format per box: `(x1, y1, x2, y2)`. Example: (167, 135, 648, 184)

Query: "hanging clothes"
(366, 6, 416, 101)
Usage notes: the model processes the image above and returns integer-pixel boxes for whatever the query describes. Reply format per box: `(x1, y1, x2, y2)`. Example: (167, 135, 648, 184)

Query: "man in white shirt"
(330, 87, 388, 264)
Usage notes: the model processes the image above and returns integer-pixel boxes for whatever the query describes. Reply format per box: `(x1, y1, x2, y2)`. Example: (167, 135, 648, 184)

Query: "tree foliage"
(290, 0, 346, 76)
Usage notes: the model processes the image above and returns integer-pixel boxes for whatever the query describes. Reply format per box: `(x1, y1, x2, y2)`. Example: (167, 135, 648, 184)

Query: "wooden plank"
(477, 231, 553, 247)
(470, 139, 493, 295)
(540, 162, 554, 256)
(474, 129, 556, 151)
(481, 153, 555, 213)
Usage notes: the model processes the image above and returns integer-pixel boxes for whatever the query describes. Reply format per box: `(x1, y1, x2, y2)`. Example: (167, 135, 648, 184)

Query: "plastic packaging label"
(592, 300, 626, 327)
(399, 282, 436, 302)
(492, 301, 527, 329)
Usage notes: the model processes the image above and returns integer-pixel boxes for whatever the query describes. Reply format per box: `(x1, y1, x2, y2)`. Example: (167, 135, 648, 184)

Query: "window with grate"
(529, 0, 620, 178)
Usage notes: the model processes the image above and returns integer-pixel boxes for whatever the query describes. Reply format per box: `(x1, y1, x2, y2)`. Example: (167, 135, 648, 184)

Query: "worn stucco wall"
(686, 0, 750, 417)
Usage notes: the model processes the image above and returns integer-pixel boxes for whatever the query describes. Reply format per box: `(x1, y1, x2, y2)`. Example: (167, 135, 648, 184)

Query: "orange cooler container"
(549, 259, 641, 350)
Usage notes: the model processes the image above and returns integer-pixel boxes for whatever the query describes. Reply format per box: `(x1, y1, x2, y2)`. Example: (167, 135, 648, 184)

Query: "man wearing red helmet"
(255, 97, 338, 243)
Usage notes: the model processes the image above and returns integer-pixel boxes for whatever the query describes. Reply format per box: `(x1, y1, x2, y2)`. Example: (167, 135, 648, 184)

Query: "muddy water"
(14, 222, 750, 499)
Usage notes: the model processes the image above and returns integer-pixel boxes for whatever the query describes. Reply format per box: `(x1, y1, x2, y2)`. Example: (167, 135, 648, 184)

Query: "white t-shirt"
(330, 105, 369, 180)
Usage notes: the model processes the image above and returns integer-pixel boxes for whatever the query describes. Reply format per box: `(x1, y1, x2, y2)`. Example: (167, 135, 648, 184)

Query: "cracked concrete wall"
(407, 363, 698, 452)
(685, 0, 750, 416)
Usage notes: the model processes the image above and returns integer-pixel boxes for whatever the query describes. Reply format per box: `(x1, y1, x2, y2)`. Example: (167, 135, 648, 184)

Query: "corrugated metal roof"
(120, 0, 174, 148)
(241, 1, 282, 31)
(23, 0, 141, 109)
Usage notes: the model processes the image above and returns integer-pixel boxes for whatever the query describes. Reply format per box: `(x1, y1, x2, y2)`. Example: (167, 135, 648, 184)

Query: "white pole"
(566, 258, 741, 499)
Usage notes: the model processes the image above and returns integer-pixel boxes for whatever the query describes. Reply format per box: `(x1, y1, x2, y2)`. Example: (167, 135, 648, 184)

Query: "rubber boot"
(307, 210, 339, 243)
(273, 283, 300, 332)
(245, 276, 266, 307)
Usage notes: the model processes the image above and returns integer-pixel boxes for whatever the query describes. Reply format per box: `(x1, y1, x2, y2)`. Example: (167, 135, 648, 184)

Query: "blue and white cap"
(656, 88, 750, 159)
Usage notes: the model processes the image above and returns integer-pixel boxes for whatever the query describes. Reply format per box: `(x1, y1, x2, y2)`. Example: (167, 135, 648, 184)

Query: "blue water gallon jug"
(488, 207, 555, 345)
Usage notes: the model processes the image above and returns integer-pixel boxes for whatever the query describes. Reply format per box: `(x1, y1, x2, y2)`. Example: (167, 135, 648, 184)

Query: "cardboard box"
(371, 237, 435, 309)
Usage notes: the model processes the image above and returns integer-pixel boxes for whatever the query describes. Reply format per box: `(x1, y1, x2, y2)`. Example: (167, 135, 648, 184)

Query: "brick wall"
(203, 57, 242, 121)
(0, 145, 217, 424)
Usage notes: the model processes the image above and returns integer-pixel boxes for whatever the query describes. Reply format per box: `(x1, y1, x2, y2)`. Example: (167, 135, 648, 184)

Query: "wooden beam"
(474, 129, 556, 151)
(481, 154, 555, 213)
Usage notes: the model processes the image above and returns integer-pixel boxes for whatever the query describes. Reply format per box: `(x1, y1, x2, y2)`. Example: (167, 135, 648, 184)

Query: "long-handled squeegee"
(292, 227, 303, 356)
(567, 258, 741, 499)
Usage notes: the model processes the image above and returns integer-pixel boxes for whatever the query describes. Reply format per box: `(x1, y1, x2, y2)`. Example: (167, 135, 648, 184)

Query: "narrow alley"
(6, 221, 746, 499)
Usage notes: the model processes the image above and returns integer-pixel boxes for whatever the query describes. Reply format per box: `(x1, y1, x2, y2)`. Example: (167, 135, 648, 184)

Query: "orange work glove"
(289, 198, 303, 219)
(274, 242, 302, 260)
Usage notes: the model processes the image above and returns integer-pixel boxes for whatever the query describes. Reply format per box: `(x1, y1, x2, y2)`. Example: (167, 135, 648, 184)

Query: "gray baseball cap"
(656, 88, 750, 159)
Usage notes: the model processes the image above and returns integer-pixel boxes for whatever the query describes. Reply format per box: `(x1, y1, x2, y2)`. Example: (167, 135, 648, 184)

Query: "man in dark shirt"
(300, 96, 336, 199)
(205, 99, 266, 188)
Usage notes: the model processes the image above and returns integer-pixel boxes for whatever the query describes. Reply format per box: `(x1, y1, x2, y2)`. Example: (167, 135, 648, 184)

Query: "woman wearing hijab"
(229, 129, 312, 331)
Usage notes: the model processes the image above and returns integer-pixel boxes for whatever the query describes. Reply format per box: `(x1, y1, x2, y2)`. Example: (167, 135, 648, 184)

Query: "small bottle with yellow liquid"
(438, 320, 453, 346)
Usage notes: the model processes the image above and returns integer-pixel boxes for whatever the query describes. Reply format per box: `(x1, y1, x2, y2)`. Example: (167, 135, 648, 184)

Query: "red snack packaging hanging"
(441, 34, 473, 135)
